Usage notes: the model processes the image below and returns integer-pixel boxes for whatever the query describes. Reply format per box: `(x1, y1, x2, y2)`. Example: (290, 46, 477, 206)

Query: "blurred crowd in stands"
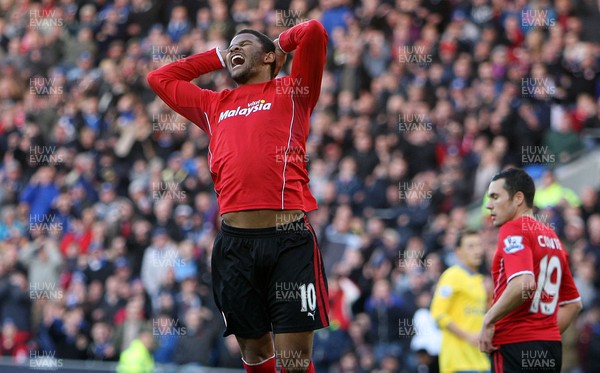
(0, 0, 600, 372)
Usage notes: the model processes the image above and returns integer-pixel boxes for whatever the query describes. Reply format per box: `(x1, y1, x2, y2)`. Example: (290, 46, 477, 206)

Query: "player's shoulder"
(498, 217, 524, 235)
(498, 220, 529, 255)
(440, 265, 467, 282)
(435, 266, 469, 299)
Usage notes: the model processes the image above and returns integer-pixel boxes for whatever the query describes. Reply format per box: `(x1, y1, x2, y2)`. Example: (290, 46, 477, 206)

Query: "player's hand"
(479, 323, 498, 353)
(273, 38, 287, 77)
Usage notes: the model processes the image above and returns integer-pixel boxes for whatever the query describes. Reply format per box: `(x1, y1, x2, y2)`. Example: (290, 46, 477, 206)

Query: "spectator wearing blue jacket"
(19, 167, 59, 223)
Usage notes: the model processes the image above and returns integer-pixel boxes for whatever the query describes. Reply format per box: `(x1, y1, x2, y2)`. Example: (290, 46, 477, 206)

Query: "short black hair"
(455, 229, 479, 250)
(234, 29, 276, 77)
(491, 168, 536, 208)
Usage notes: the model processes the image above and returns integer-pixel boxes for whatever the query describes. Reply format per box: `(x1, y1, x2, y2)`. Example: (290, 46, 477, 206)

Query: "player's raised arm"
(147, 49, 226, 134)
(276, 19, 328, 109)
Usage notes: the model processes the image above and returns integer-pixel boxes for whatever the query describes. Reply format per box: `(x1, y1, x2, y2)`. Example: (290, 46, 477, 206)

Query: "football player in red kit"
(147, 20, 329, 373)
(480, 168, 582, 372)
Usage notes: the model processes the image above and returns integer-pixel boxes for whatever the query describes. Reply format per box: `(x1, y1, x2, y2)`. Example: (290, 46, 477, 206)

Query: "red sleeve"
(559, 253, 581, 305)
(498, 224, 534, 283)
(147, 48, 225, 134)
(278, 20, 328, 109)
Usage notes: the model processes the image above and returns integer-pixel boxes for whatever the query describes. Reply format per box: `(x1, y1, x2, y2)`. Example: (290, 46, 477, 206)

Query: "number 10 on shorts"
(299, 283, 317, 319)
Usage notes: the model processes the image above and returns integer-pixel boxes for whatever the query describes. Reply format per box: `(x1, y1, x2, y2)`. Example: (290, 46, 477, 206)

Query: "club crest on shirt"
(503, 236, 524, 254)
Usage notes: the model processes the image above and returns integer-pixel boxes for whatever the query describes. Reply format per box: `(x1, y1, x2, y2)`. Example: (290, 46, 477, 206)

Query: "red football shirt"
(491, 216, 580, 345)
(147, 20, 327, 214)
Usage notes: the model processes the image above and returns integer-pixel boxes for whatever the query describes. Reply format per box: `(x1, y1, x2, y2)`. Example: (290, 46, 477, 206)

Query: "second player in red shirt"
(480, 168, 582, 373)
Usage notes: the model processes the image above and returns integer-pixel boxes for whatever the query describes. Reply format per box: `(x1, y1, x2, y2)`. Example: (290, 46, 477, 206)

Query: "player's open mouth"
(231, 54, 245, 69)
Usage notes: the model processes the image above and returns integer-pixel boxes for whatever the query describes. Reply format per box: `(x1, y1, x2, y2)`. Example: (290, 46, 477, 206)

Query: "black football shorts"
(492, 340, 561, 373)
(211, 215, 329, 338)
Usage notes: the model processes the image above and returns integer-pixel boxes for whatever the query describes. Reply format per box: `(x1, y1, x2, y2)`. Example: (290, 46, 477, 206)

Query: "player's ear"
(514, 191, 526, 206)
(264, 51, 275, 64)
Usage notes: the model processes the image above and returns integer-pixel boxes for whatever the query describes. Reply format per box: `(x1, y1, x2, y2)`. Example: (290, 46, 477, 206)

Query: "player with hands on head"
(148, 20, 329, 373)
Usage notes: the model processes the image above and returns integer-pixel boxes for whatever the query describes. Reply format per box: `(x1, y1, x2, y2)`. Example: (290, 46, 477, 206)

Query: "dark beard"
(232, 67, 253, 84)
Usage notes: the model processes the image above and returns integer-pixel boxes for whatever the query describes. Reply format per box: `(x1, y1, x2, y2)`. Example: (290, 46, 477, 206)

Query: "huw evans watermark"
(29, 76, 63, 95)
(29, 214, 63, 232)
(521, 349, 556, 370)
(398, 46, 432, 66)
(151, 45, 186, 63)
(275, 146, 308, 164)
(29, 9, 64, 29)
(399, 182, 432, 200)
(521, 146, 556, 166)
(151, 250, 186, 267)
(275, 349, 310, 371)
(29, 146, 64, 166)
(152, 113, 187, 132)
(275, 282, 304, 302)
(521, 78, 556, 98)
(275, 212, 307, 232)
(399, 318, 434, 337)
(152, 318, 187, 336)
(398, 113, 433, 132)
(522, 213, 557, 232)
(398, 250, 433, 269)
(29, 350, 63, 370)
(30, 282, 63, 300)
(275, 10, 309, 27)
(521, 9, 556, 29)
(275, 77, 310, 96)
(151, 182, 187, 200)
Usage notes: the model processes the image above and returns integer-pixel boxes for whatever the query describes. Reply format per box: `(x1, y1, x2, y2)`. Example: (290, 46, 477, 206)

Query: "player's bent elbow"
(146, 71, 159, 89)
(561, 300, 583, 317)
(147, 70, 170, 92)
(572, 300, 583, 314)
(304, 20, 328, 42)
(559, 301, 583, 333)
(305, 19, 325, 31)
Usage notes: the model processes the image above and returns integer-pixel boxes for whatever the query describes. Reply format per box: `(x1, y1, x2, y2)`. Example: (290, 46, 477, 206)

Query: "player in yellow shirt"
(431, 230, 491, 373)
